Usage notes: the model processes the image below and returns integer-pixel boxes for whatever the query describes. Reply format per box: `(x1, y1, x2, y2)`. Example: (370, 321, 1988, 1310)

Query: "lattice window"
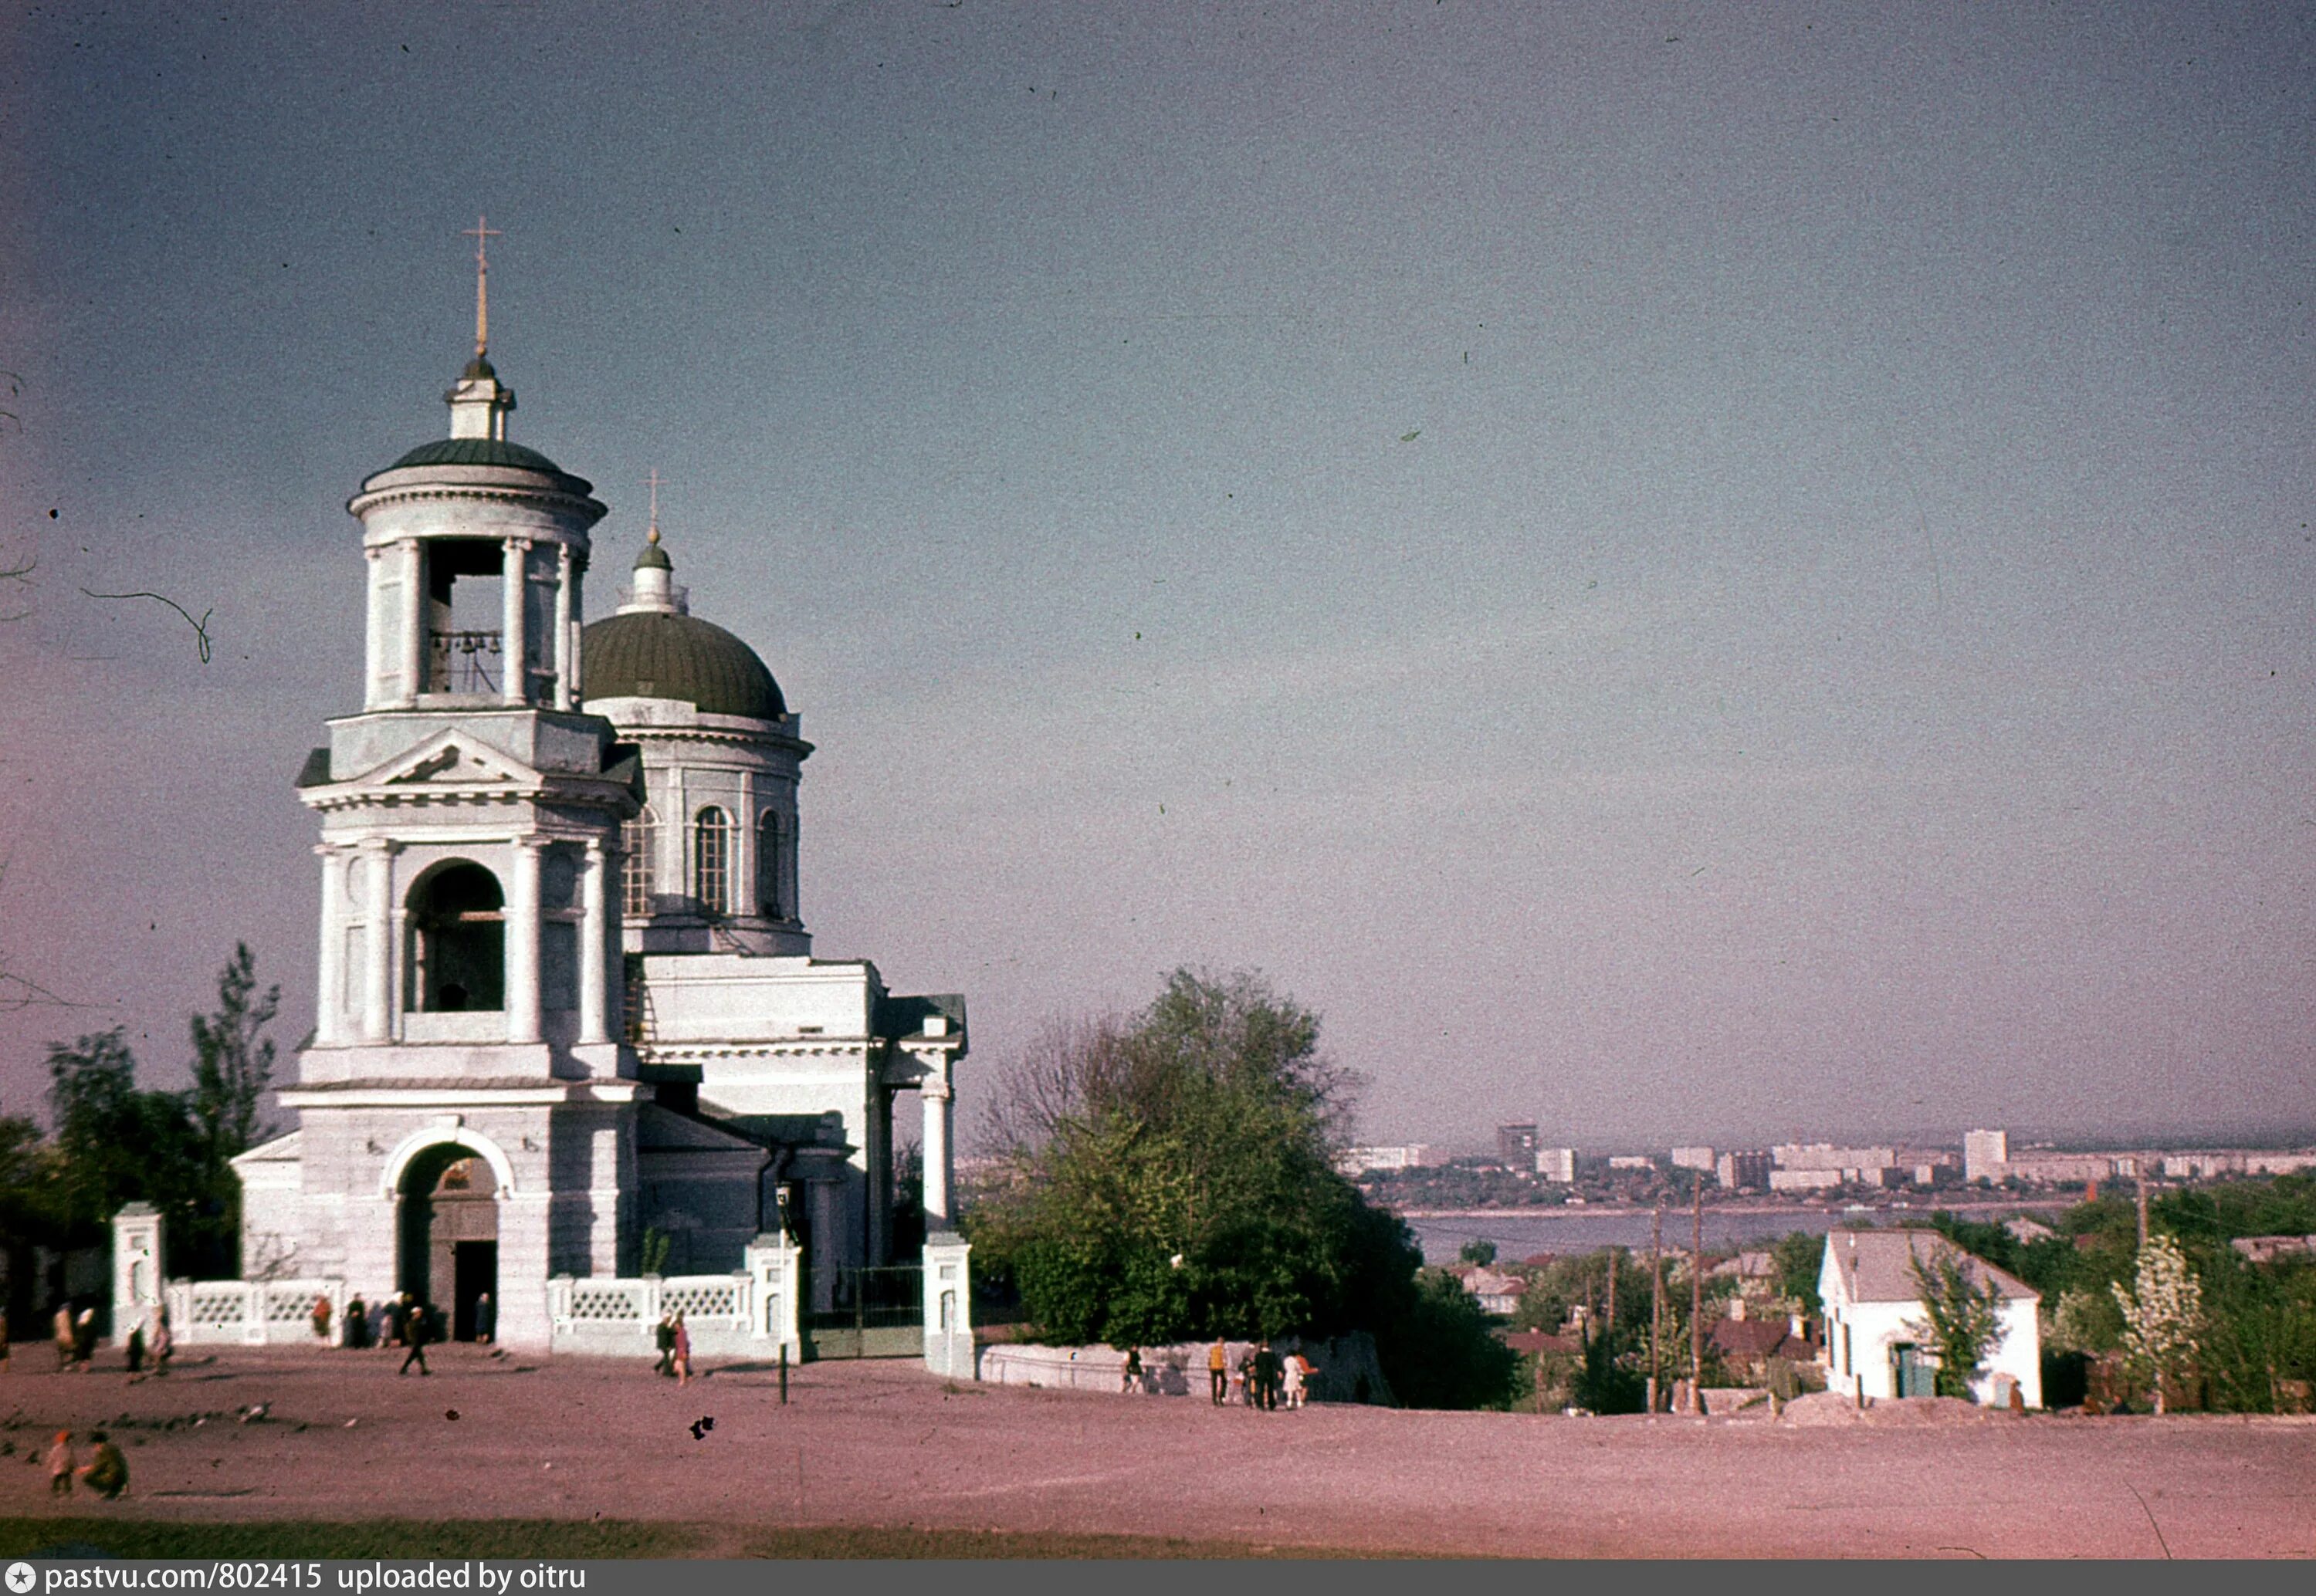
(568, 1283, 645, 1323)
(190, 1290, 247, 1327)
(622, 806, 658, 918)
(692, 807, 730, 917)
(266, 1288, 323, 1324)
(662, 1279, 740, 1321)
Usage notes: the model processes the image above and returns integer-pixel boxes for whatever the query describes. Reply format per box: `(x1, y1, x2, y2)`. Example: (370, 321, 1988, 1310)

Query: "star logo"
(7, 1560, 37, 1594)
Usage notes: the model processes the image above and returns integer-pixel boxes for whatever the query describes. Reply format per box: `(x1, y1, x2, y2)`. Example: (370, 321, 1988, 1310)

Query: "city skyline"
(5, 3, 2314, 1151)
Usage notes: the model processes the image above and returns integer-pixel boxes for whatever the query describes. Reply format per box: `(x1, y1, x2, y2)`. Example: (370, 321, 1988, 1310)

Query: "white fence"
(164, 1278, 347, 1345)
(548, 1272, 765, 1357)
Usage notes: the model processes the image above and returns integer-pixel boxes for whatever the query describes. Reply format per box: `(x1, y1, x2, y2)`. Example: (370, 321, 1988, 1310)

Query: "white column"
(578, 837, 609, 1045)
(401, 541, 425, 702)
(314, 846, 348, 1046)
(923, 1072, 953, 1231)
(361, 843, 395, 1041)
(501, 538, 530, 707)
(363, 547, 385, 710)
(507, 839, 544, 1045)
(553, 542, 574, 711)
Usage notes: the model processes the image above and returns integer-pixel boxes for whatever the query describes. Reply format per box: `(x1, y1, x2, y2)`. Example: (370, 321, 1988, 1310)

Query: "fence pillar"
(110, 1203, 166, 1345)
(743, 1233, 803, 1363)
(922, 1231, 973, 1380)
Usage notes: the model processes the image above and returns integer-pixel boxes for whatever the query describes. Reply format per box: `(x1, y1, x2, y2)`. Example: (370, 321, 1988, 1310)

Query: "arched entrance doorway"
(397, 1145, 499, 1341)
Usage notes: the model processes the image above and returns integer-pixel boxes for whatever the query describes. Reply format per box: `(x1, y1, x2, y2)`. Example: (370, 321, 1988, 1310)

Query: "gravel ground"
(3, 1344, 2311, 1558)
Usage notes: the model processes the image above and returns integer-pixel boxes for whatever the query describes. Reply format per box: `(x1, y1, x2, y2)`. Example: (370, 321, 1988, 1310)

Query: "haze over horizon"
(4, 2, 2312, 1155)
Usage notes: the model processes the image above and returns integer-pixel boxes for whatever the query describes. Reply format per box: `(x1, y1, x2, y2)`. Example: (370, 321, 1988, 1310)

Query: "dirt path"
(4, 1346, 2311, 1557)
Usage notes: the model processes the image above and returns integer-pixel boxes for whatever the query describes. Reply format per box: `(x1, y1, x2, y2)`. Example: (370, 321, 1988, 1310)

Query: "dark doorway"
(453, 1242, 499, 1341)
(397, 1148, 499, 1332)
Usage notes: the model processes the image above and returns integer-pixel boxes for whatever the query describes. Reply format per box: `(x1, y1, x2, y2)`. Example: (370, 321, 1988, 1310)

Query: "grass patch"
(0, 1520, 1406, 1560)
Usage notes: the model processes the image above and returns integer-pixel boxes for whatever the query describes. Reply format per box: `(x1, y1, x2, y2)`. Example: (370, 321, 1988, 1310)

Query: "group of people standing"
(327, 1290, 492, 1371)
(0, 1304, 169, 1377)
(1177, 1338, 1316, 1408)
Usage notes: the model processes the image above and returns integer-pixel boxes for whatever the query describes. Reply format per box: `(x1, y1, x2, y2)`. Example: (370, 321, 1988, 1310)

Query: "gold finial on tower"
(462, 214, 503, 357)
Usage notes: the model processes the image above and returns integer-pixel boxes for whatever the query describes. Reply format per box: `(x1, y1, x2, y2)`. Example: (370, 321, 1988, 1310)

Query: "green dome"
(581, 611, 786, 720)
(384, 437, 591, 489)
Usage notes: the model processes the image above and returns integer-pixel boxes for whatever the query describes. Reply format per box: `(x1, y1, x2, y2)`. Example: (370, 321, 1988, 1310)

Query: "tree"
(1771, 1230, 1825, 1318)
(1458, 1237, 1498, 1267)
(188, 942, 276, 1167)
(2113, 1233, 2204, 1414)
(972, 968, 1515, 1406)
(1909, 1245, 2003, 1401)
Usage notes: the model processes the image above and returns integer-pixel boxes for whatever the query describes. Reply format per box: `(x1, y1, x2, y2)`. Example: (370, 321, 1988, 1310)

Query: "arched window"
(621, 806, 658, 918)
(757, 810, 783, 920)
(692, 806, 731, 916)
(405, 861, 505, 1012)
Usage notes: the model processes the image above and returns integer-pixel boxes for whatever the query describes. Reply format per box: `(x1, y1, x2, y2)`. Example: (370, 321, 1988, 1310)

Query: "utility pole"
(1647, 1204, 1664, 1415)
(1689, 1176, 1705, 1415)
(2136, 1174, 2150, 1250)
(1604, 1245, 1617, 1332)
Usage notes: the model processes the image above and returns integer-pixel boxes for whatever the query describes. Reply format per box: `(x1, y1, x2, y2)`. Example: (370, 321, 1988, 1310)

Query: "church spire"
(465, 214, 501, 359)
(444, 215, 516, 440)
(623, 472, 685, 615)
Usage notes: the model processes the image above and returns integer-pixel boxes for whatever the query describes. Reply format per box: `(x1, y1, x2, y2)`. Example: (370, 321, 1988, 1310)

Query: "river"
(1394, 1199, 2064, 1264)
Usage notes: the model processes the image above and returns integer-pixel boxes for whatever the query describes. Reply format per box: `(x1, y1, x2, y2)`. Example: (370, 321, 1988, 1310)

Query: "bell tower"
(277, 245, 645, 1347)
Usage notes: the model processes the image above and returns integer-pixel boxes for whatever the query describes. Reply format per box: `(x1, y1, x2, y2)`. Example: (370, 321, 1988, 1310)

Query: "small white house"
(1820, 1229, 2041, 1408)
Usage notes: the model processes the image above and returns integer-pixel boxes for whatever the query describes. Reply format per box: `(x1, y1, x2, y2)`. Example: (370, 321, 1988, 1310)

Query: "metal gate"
(806, 1264, 923, 1359)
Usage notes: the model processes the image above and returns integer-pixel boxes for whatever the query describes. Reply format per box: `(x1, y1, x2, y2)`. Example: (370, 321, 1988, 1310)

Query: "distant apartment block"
(1670, 1146, 1715, 1174)
(1607, 1154, 1656, 1172)
(2163, 1149, 2316, 1180)
(1496, 1124, 1539, 1168)
(2001, 1153, 2117, 1186)
(1769, 1142, 1896, 1189)
(1339, 1145, 1450, 1175)
(1965, 1129, 2010, 1184)
(1716, 1150, 1772, 1190)
(1536, 1146, 1577, 1183)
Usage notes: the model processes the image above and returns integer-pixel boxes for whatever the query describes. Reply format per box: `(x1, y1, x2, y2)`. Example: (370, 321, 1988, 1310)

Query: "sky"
(2, 1, 2311, 1155)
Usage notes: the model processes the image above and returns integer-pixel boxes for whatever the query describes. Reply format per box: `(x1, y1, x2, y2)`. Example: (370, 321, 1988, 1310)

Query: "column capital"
(356, 837, 402, 857)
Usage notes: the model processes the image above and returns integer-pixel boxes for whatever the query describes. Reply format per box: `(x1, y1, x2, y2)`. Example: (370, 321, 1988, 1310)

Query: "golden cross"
(645, 469, 668, 539)
(462, 215, 503, 357)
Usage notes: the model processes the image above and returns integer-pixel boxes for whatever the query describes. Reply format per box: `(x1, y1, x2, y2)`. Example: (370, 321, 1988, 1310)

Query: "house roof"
(1824, 1228, 2038, 1304)
(1710, 1318, 1814, 1359)
(1499, 1329, 1583, 1356)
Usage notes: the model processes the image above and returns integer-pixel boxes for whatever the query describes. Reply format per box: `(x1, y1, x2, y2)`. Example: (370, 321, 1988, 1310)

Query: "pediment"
(342, 729, 541, 790)
(638, 1102, 771, 1153)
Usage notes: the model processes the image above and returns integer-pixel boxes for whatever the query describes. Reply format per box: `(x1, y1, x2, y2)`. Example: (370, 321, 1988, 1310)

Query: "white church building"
(149, 301, 971, 1365)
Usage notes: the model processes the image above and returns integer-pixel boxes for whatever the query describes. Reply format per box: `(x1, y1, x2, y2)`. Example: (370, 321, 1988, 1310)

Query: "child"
(46, 1431, 74, 1497)
(81, 1431, 128, 1500)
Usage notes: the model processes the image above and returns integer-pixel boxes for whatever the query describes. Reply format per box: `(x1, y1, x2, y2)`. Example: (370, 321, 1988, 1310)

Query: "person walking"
(1120, 1346, 1143, 1395)
(151, 1310, 173, 1377)
(344, 1293, 368, 1350)
(124, 1320, 145, 1375)
(1234, 1350, 1255, 1411)
(81, 1430, 128, 1500)
(384, 1293, 408, 1350)
(653, 1312, 676, 1376)
(672, 1312, 692, 1388)
(46, 1431, 74, 1497)
(53, 1304, 75, 1371)
(1253, 1342, 1280, 1412)
(311, 1295, 334, 1344)
(399, 1303, 432, 1376)
(73, 1307, 98, 1371)
(1207, 1337, 1227, 1405)
(473, 1292, 495, 1346)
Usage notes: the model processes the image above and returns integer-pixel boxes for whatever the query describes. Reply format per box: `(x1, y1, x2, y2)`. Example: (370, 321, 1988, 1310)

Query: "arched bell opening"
(405, 861, 505, 1013)
(395, 1145, 500, 1341)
